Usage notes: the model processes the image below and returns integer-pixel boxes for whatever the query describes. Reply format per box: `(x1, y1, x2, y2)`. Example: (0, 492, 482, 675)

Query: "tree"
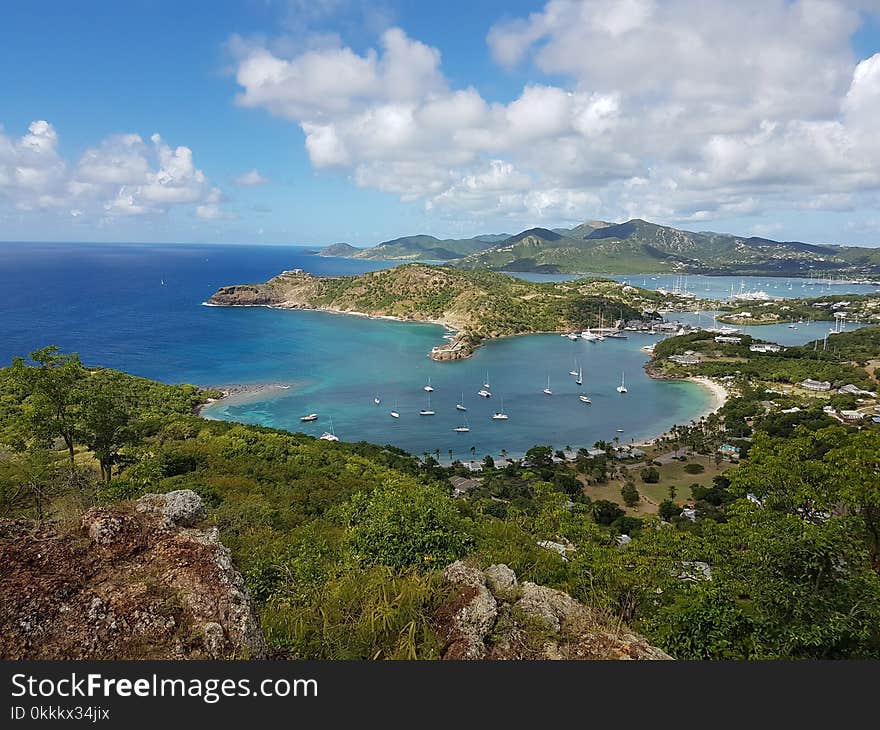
(9, 347, 85, 464)
(482, 454, 495, 470)
(525, 445, 553, 467)
(591, 499, 625, 525)
(640, 466, 660, 483)
(77, 371, 139, 483)
(621, 481, 640, 507)
(658, 499, 679, 521)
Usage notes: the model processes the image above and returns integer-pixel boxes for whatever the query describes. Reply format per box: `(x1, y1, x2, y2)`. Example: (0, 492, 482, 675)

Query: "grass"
(582, 454, 734, 516)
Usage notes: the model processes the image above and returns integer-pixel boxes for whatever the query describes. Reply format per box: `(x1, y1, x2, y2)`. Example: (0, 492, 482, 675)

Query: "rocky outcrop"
(435, 561, 671, 661)
(207, 284, 281, 307)
(0, 490, 266, 660)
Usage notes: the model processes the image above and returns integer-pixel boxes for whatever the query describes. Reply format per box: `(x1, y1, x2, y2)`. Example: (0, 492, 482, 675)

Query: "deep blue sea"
(0, 242, 871, 459)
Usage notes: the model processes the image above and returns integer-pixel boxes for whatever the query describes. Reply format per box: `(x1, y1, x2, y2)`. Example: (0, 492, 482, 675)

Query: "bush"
(621, 481, 640, 507)
(640, 466, 661, 483)
(684, 463, 705, 474)
(591, 499, 625, 525)
(346, 479, 473, 570)
(658, 500, 680, 521)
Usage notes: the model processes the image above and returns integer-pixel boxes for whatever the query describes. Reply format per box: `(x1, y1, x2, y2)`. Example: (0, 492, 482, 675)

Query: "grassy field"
(580, 453, 735, 516)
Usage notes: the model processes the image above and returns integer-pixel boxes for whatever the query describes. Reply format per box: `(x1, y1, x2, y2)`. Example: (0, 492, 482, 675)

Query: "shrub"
(684, 463, 705, 475)
(641, 466, 661, 483)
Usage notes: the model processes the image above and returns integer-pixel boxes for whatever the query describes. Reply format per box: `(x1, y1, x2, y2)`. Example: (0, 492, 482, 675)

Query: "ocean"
(0, 242, 871, 459)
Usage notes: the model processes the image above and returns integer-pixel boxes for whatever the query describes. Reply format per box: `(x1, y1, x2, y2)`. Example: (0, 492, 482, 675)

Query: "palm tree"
(448, 448, 454, 463)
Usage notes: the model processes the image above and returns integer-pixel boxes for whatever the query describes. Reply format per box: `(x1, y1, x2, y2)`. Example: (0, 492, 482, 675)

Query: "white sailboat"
(576, 365, 583, 386)
(478, 388, 492, 398)
(300, 413, 318, 422)
(453, 416, 470, 433)
(483, 371, 490, 389)
(456, 392, 467, 411)
(492, 397, 509, 420)
(419, 393, 435, 416)
(373, 395, 381, 405)
(423, 378, 434, 392)
(616, 372, 628, 394)
(569, 360, 579, 377)
(319, 416, 339, 441)
(390, 400, 400, 419)
(543, 376, 553, 396)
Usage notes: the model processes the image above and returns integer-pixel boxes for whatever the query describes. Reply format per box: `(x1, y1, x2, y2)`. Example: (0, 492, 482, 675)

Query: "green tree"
(9, 347, 85, 464)
(77, 371, 139, 483)
(640, 466, 660, 483)
(621, 481, 640, 507)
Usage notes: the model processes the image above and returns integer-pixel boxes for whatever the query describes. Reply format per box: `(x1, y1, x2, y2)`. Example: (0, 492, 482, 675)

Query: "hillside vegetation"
(457, 218, 880, 276)
(2, 347, 880, 659)
(208, 263, 671, 358)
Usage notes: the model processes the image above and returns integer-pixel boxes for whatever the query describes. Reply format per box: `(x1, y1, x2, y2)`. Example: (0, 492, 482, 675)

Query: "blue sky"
(2, 0, 880, 247)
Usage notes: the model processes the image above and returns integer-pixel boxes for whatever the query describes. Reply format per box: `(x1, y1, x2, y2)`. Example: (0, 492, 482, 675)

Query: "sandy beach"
(687, 376, 730, 415)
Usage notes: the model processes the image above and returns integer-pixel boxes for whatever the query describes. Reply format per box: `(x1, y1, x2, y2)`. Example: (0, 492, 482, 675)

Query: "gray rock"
(136, 490, 206, 528)
(484, 564, 517, 593)
(515, 582, 586, 632)
(442, 560, 487, 588)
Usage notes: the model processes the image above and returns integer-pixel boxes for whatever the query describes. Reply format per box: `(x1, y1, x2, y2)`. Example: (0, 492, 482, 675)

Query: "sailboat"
(319, 416, 339, 441)
(423, 378, 434, 392)
(492, 397, 509, 420)
(483, 371, 490, 389)
(373, 395, 381, 405)
(300, 412, 318, 422)
(390, 400, 400, 419)
(453, 416, 470, 433)
(477, 387, 492, 398)
(543, 376, 553, 395)
(456, 392, 467, 411)
(576, 365, 583, 386)
(419, 393, 435, 416)
(569, 360, 579, 377)
(616, 372, 628, 394)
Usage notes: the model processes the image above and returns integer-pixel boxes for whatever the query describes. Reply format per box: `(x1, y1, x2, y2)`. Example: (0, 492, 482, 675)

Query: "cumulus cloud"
(230, 1, 880, 229)
(234, 168, 269, 186)
(0, 121, 224, 222)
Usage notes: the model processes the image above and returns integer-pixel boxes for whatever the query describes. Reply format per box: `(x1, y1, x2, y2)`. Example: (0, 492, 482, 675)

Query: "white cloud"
(0, 121, 224, 222)
(230, 4, 880, 229)
(234, 168, 269, 186)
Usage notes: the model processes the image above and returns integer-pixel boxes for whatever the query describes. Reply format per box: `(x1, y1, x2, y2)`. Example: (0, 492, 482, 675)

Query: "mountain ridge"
(316, 218, 880, 277)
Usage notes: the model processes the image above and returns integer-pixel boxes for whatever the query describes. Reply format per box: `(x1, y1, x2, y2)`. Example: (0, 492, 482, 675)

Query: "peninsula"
(207, 263, 679, 360)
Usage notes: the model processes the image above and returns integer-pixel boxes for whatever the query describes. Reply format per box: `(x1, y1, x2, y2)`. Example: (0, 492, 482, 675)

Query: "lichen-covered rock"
(484, 564, 517, 594)
(0, 493, 266, 660)
(436, 561, 497, 659)
(135, 489, 207, 528)
(434, 562, 671, 661)
(516, 582, 586, 632)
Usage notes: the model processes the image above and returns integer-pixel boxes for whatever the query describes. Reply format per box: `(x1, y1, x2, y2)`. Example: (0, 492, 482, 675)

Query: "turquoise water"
(3, 242, 867, 460)
(202, 324, 711, 459)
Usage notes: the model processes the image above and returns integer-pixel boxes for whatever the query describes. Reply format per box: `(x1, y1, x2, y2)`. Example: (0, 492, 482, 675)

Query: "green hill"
(458, 218, 880, 276)
(207, 263, 672, 359)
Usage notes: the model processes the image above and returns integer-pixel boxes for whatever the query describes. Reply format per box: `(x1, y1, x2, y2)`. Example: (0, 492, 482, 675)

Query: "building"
(668, 354, 701, 365)
(839, 384, 877, 397)
(584, 448, 607, 458)
(681, 507, 697, 522)
(719, 444, 741, 456)
(449, 476, 482, 497)
(750, 343, 782, 353)
(839, 410, 865, 421)
(714, 335, 742, 344)
(800, 379, 832, 391)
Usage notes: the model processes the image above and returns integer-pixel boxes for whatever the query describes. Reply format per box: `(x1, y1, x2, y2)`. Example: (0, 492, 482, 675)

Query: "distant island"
(314, 218, 880, 279)
(207, 263, 687, 360)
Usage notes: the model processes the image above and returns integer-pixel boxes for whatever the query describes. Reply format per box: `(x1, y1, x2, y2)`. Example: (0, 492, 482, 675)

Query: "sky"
(2, 0, 880, 247)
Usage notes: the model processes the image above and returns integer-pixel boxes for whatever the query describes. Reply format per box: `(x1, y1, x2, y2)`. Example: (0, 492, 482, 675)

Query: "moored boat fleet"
(298, 365, 630, 438)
